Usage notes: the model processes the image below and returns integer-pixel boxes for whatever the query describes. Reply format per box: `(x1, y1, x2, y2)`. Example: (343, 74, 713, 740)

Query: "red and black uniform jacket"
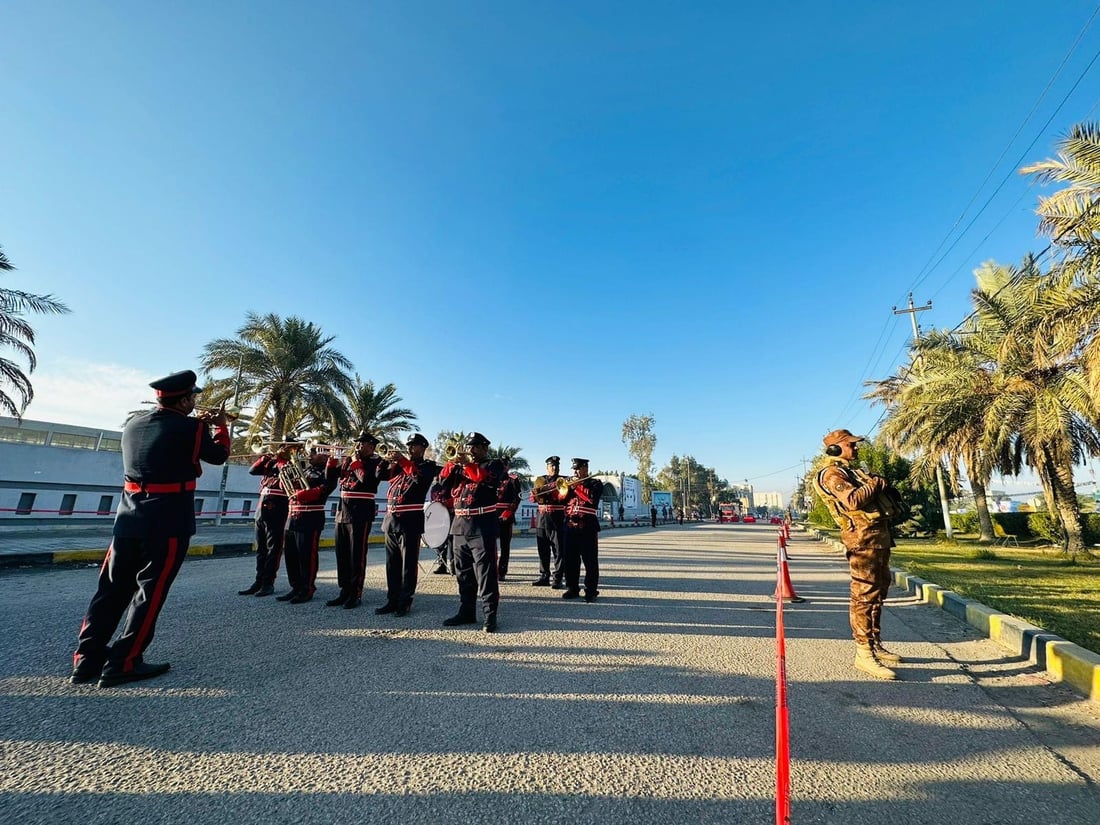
(336, 454, 386, 524)
(115, 407, 230, 538)
(250, 454, 290, 518)
(497, 473, 522, 525)
(381, 456, 440, 532)
(532, 473, 567, 528)
(448, 458, 505, 536)
(563, 477, 604, 532)
(287, 460, 340, 532)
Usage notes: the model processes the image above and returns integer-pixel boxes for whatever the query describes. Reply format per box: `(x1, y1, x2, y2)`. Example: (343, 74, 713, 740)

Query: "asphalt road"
(2, 523, 1099, 824)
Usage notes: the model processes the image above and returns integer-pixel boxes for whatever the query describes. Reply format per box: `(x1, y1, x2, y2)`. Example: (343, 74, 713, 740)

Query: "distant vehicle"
(717, 504, 740, 524)
(769, 516, 782, 525)
(742, 514, 757, 524)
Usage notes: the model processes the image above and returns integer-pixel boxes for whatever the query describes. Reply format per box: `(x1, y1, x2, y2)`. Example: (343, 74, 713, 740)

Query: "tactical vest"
(813, 461, 908, 532)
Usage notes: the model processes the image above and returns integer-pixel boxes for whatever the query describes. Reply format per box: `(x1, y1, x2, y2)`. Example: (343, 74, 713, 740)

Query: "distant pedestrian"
(650, 505, 657, 528)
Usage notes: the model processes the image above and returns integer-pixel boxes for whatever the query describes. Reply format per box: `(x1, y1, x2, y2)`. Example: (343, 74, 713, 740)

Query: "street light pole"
(893, 293, 954, 539)
(214, 355, 245, 527)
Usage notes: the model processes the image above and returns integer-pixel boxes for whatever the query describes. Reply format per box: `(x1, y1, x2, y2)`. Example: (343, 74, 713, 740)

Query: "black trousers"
(498, 520, 514, 576)
(536, 517, 564, 581)
(254, 509, 287, 587)
(383, 517, 421, 608)
(335, 513, 375, 598)
(284, 528, 321, 596)
(74, 535, 190, 674)
(564, 525, 599, 594)
(452, 519, 499, 620)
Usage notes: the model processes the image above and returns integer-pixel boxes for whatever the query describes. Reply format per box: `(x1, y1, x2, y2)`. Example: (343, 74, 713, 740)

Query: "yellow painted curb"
(1046, 641, 1100, 702)
(188, 545, 214, 556)
(52, 550, 106, 563)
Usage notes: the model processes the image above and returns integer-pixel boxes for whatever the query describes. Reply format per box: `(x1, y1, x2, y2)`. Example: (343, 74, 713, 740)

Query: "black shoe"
(325, 593, 349, 607)
(498, 571, 507, 581)
(483, 616, 498, 633)
(442, 614, 477, 627)
(275, 590, 298, 602)
(395, 604, 410, 617)
(375, 603, 397, 615)
(289, 592, 313, 604)
(98, 661, 170, 688)
(551, 580, 564, 590)
(70, 662, 104, 685)
(584, 590, 600, 603)
(254, 585, 275, 597)
(432, 564, 449, 574)
(343, 597, 361, 610)
(531, 578, 550, 587)
(561, 589, 581, 600)
(237, 583, 261, 596)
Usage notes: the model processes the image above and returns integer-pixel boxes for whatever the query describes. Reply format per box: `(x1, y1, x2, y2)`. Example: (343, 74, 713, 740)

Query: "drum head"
(422, 501, 451, 548)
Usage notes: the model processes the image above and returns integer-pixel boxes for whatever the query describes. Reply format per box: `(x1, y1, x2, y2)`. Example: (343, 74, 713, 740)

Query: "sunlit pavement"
(2, 523, 1099, 824)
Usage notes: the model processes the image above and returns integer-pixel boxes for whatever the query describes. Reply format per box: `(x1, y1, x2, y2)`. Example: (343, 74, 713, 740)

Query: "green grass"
(812, 527, 1100, 654)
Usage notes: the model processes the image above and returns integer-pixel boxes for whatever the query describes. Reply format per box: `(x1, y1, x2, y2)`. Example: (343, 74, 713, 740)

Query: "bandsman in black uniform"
(277, 448, 339, 604)
(496, 458, 522, 581)
(329, 431, 385, 610)
(72, 370, 230, 687)
(561, 458, 604, 603)
(376, 433, 439, 616)
(441, 432, 505, 633)
(531, 455, 567, 588)
(429, 469, 456, 575)
(239, 443, 293, 597)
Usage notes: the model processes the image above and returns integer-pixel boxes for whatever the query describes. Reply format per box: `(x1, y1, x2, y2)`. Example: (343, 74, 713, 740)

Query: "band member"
(561, 458, 604, 602)
(329, 432, 385, 610)
(429, 470, 456, 575)
(496, 458, 522, 581)
(441, 432, 505, 632)
(239, 444, 292, 597)
(277, 448, 339, 604)
(531, 455, 567, 587)
(376, 433, 439, 616)
(813, 429, 902, 680)
(72, 370, 230, 687)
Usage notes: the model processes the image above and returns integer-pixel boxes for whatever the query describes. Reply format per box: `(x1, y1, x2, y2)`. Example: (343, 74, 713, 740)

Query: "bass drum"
(422, 501, 452, 549)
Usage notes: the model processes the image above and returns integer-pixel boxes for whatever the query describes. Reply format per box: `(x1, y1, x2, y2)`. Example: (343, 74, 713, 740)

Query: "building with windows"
(0, 417, 263, 524)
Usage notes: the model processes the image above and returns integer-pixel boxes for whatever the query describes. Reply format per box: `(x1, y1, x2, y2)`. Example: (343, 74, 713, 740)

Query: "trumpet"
(304, 438, 349, 460)
(546, 476, 588, 498)
(377, 442, 406, 461)
(239, 434, 305, 456)
(442, 442, 470, 462)
(194, 404, 241, 423)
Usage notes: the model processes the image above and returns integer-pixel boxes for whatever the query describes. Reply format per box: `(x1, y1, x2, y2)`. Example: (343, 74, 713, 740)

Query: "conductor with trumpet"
(329, 432, 386, 610)
(72, 370, 230, 687)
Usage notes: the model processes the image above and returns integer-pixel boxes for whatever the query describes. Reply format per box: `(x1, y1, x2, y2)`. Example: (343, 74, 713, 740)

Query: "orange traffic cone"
(775, 539, 807, 603)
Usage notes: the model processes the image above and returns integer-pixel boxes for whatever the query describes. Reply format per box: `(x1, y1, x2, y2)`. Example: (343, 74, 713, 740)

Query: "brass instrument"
(305, 438, 349, 460)
(377, 442, 406, 461)
(278, 456, 311, 494)
(533, 474, 586, 500)
(242, 435, 304, 456)
(194, 404, 241, 423)
(442, 442, 470, 462)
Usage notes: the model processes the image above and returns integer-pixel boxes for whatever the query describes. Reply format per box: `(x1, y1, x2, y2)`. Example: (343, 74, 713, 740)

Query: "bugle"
(305, 438, 349, 460)
(442, 442, 470, 462)
(194, 404, 241, 423)
(377, 442, 406, 461)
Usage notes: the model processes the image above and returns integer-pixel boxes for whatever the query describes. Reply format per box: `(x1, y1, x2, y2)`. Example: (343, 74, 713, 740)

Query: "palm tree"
(200, 312, 354, 442)
(971, 258, 1100, 557)
(335, 376, 417, 445)
(867, 326, 998, 543)
(0, 245, 70, 419)
(489, 444, 530, 474)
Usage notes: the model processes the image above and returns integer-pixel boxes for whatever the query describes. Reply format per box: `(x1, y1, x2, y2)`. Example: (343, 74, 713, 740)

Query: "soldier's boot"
(854, 643, 896, 680)
(872, 637, 902, 665)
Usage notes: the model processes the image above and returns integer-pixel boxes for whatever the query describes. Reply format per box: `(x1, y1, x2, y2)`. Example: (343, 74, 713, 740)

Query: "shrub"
(951, 511, 979, 534)
(993, 512, 1033, 539)
(1028, 511, 1064, 544)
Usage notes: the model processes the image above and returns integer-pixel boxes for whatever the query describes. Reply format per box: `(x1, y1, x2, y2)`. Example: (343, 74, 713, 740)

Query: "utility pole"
(214, 355, 245, 527)
(893, 293, 954, 539)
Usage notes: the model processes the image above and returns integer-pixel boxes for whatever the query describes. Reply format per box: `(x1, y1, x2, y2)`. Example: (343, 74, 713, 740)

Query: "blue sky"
(3, 1, 1099, 501)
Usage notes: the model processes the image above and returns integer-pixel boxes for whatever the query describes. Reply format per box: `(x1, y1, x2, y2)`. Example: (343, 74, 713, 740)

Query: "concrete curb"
(0, 534, 388, 568)
(801, 526, 1100, 704)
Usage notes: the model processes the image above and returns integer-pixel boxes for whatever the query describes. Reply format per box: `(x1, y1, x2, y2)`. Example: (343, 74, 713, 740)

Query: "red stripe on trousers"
(124, 537, 180, 672)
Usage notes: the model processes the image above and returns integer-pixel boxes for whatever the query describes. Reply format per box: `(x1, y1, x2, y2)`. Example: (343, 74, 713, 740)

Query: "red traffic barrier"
(774, 539, 806, 603)
(775, 547, 792, 824)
